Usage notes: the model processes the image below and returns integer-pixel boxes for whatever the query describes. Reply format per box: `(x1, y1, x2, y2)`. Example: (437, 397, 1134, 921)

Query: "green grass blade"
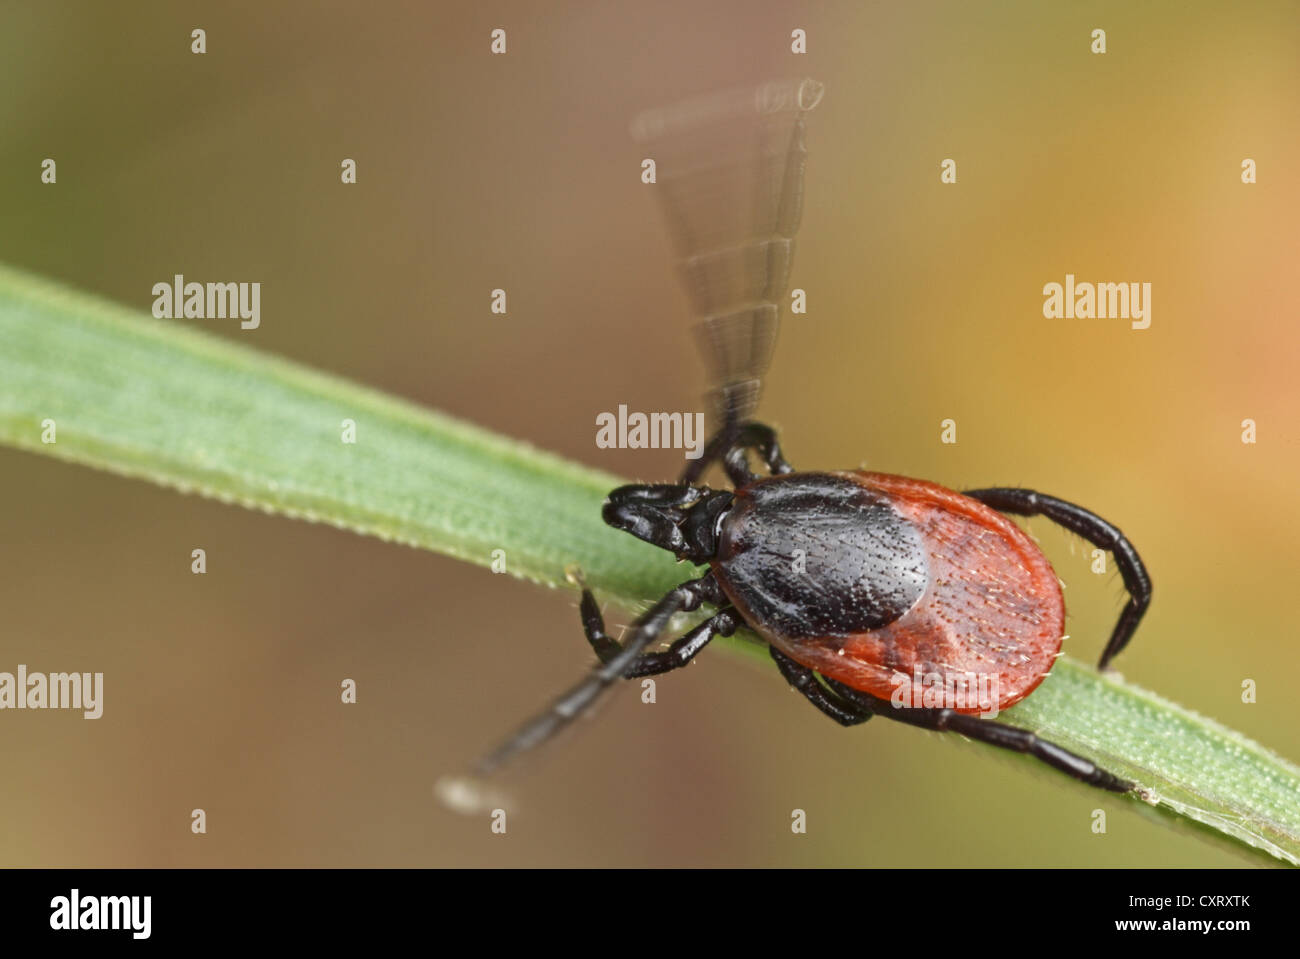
(1, 261, 1297, 865)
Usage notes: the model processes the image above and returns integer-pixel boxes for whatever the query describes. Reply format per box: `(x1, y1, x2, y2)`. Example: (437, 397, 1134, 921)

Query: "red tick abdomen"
(738, 471, 1065, 713)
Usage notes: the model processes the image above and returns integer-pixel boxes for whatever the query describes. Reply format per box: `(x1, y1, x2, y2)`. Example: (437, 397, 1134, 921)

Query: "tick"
(473, 428, 1150, 793)
(462, 78, 1152, 796)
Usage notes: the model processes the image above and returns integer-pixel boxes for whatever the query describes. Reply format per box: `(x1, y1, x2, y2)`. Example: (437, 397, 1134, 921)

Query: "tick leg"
(576, 588, 623, 663)
(579, 588, 739, 677)
(963, 487, 1152, 670)
(769, 648, 872, 727)
(728, 422, 794, 479)
(681, 420, 795, 486)
(684, 87, 817, 488)
(472, 573, 720, 776)
(901, 707, 1133, 793)
(824, 679, 1132, 793)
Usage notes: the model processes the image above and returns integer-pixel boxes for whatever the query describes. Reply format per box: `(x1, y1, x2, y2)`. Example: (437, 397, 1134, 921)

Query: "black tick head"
(602, 483, 734, 563)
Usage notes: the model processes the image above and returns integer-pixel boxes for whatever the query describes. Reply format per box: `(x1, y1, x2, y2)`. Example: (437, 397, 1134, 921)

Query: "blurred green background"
(1, 1, 1297, 866)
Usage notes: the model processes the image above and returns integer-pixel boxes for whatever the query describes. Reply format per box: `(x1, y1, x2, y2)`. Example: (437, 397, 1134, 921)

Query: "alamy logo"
(50, 889, 150, 939)
(890, 668, 1000, 717)
(152, 274, 260, 329)
(595, 405, 706, 460)
(0, 665, 102, 718)
(1043, 273, 1151, 330)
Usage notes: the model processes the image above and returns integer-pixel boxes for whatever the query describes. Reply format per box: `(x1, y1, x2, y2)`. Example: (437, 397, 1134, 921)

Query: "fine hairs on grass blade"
(1, 261, 1298, 865)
